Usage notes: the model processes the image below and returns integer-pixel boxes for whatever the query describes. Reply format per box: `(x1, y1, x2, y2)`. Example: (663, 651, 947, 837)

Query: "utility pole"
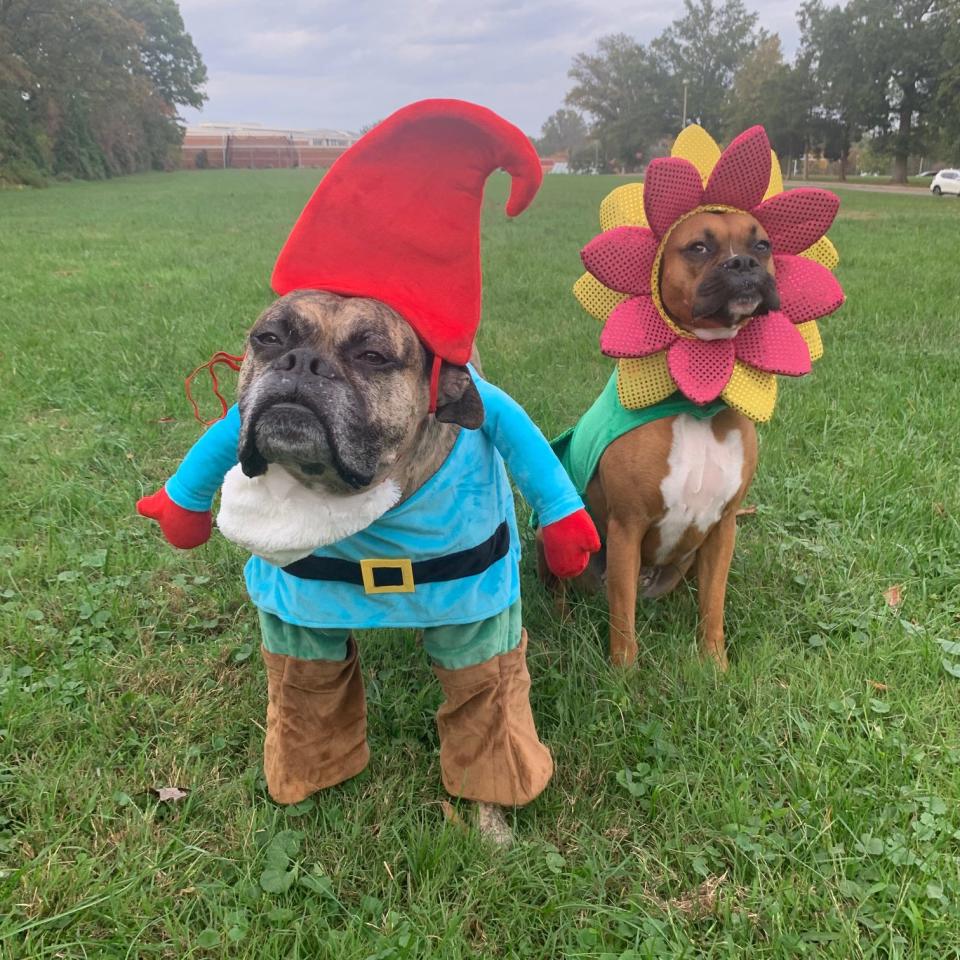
(682, 79, 689, 128)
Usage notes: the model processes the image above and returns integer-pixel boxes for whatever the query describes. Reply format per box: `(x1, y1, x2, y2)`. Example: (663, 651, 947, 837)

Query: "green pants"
(258, 600, 522, 670)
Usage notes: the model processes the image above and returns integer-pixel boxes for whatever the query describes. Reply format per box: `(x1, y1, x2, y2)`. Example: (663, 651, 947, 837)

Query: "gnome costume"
(138, 100, 599, 807)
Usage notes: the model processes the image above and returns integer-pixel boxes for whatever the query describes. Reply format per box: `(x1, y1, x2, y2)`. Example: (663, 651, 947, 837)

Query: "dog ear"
(434, 362, 484, 429)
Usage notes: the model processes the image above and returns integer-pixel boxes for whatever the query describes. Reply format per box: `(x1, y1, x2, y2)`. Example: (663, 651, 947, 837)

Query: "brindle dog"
(236, 289, 525, 838)
(237, 290, 482, 501)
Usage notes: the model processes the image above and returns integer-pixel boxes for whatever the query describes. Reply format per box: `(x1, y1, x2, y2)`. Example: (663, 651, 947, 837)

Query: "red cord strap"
(427, 354, 443, 414)
(186, 350, 441, 424)
(185, 351, 246, 426)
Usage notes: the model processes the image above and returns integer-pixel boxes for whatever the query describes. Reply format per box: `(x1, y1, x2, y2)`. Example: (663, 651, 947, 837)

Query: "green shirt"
(549, 370, 726, 507)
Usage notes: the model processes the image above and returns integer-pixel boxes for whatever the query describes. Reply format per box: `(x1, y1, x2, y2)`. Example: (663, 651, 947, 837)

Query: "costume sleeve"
(473, 372, 583, 527)
(164, 405, 241, 511)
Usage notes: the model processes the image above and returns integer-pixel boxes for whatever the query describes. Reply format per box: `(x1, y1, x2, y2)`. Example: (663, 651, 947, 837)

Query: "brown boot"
(261, 639, 369, 804)
(431, 630, 553, 806)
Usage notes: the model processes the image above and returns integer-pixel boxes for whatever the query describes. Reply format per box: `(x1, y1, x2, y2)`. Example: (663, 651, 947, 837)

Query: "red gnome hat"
(271, 99, 543, 366)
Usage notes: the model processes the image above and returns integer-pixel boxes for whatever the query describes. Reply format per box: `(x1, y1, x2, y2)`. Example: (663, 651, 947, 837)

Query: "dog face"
(659, 211, 780, 340)
(236, 290, 483, 492)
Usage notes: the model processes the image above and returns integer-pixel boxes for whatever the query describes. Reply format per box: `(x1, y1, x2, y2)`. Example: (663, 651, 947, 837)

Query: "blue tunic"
(164, 372, 582, 629)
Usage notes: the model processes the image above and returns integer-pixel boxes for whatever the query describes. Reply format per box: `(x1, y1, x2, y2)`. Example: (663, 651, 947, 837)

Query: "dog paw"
(699, 646, 729, 673)
(476, 802, 513, 848)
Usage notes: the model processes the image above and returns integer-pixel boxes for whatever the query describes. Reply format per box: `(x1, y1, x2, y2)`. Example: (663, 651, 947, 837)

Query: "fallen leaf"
(648, 872, 728, 917)
(868, 680, 888, 691)
(153, 786, 189, 802)
(883, 585, 903, 608)
(942, 659, 960, 679)
(736, 505, 757, 517)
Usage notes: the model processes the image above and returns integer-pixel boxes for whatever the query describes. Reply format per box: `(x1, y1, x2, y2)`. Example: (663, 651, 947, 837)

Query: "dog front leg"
(605, 518, 643, 667)
(694, 510, 737, 671)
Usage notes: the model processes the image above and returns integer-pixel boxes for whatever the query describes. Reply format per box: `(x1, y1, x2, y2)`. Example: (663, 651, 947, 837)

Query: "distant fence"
(181, 135, 348, 171)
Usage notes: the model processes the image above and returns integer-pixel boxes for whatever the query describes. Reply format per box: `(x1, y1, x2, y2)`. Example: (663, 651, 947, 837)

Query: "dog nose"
(720, 254, 760, 272)
(274, 348, 338, 380)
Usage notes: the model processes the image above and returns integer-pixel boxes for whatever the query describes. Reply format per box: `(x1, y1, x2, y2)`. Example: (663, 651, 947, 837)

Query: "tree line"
(0, 0, 206, 185)
(536, 0, 960, 182)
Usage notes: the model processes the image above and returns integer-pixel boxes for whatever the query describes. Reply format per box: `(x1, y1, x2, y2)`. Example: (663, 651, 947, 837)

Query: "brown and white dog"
(540, 210, 780, 669)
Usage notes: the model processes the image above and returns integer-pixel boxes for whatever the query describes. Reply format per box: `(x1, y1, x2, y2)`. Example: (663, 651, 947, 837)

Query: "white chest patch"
(655, 415, 744, 564)
(216, 464, 401, 566)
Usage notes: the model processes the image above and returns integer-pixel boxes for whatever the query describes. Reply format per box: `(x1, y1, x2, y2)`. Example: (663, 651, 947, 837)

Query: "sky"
(176, 0, 802, 136)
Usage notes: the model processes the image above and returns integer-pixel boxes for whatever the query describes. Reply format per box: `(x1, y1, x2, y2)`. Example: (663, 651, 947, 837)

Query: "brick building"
(181, 123, 360, 170)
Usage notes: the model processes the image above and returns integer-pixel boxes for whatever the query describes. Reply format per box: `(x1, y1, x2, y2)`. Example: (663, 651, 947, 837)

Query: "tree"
(933, 16, 960, 155)
(651, 0, 765, 133)
(798, 0, 888, 179)
(535, 108, 588, 157)
(801, 0, 955, 182)
(566, 33, 674, 171)
(0, 0, 206, 183)
(726, 35, 815, 167)
(114, 0, 206, 109)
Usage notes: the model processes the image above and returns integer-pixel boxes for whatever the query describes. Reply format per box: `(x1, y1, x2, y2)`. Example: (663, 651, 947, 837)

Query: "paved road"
(786, 180, 932, 196)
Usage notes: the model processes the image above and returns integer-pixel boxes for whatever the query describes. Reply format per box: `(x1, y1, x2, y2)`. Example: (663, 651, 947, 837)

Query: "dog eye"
(255, 332, 281, 346)
(687, 241, 710, 255)
(754, 239, 771, 254)
(360, 351, 388, 365)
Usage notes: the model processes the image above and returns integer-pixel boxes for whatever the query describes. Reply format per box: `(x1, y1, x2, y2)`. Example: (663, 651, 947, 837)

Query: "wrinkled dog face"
(659, 211, 780, 340)
(237, 291, 481, 493)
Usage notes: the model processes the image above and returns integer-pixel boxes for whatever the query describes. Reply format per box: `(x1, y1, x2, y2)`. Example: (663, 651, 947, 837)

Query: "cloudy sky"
(177, 0, 802, 135)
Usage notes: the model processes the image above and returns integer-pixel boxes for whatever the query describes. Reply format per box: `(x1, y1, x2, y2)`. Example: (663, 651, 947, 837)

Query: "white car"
(931, 169, 960, 196)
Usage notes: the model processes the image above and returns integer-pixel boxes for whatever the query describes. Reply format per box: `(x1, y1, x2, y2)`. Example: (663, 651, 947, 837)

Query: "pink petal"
(667, 337, 735, 404)
(581, 226, 658, 295)
(600, 297, 677, 358)
(774, 255, 845, 324)
(734, 311, 811, 376)
(704, 126, 771, 210)
(643, 157, 704, 238)
(752, 189, 840, 255)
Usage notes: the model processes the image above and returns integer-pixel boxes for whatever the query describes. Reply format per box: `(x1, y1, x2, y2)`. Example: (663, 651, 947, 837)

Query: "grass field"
(2, 169, 960, 958)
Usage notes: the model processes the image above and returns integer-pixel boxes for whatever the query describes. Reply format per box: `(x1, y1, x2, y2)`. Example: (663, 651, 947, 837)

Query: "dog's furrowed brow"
(257, 303, 297, 332)
(340, 328, 397, 353)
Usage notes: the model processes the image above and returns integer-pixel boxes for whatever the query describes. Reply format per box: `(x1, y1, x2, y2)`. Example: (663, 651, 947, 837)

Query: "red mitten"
(541, 508, 600, 579)
(137, 487, 212, 549)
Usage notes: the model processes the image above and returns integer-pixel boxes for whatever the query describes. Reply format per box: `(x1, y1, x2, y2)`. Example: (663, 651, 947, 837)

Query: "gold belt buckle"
(359, 557, 415, 594)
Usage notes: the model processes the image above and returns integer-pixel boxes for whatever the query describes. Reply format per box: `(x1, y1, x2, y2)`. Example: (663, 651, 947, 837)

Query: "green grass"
(2, 169, 960, 958)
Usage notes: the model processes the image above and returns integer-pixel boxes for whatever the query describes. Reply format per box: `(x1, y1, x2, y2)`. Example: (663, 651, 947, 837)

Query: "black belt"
(281, 520, 511, 595)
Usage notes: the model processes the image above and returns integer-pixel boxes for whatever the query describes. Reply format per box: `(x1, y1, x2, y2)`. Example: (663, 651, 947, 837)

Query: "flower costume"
(574, 124, 845, 422)
(546, 124, 845, 511)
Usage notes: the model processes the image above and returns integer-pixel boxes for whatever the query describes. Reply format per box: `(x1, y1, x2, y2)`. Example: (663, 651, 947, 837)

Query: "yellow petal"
(765, 149, 784, 199)
(599, 183, 647, 230)
(573, 272, 628, 322)
(671, 124, 721, 186)
(617, 354, 676, 409)
(796, 320, 823, 361)
(800, 236, 839, 271)
(721, 362, 778, 422)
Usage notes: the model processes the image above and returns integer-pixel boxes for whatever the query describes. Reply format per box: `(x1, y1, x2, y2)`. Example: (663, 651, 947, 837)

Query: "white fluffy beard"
(216, 464, 402, 566)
